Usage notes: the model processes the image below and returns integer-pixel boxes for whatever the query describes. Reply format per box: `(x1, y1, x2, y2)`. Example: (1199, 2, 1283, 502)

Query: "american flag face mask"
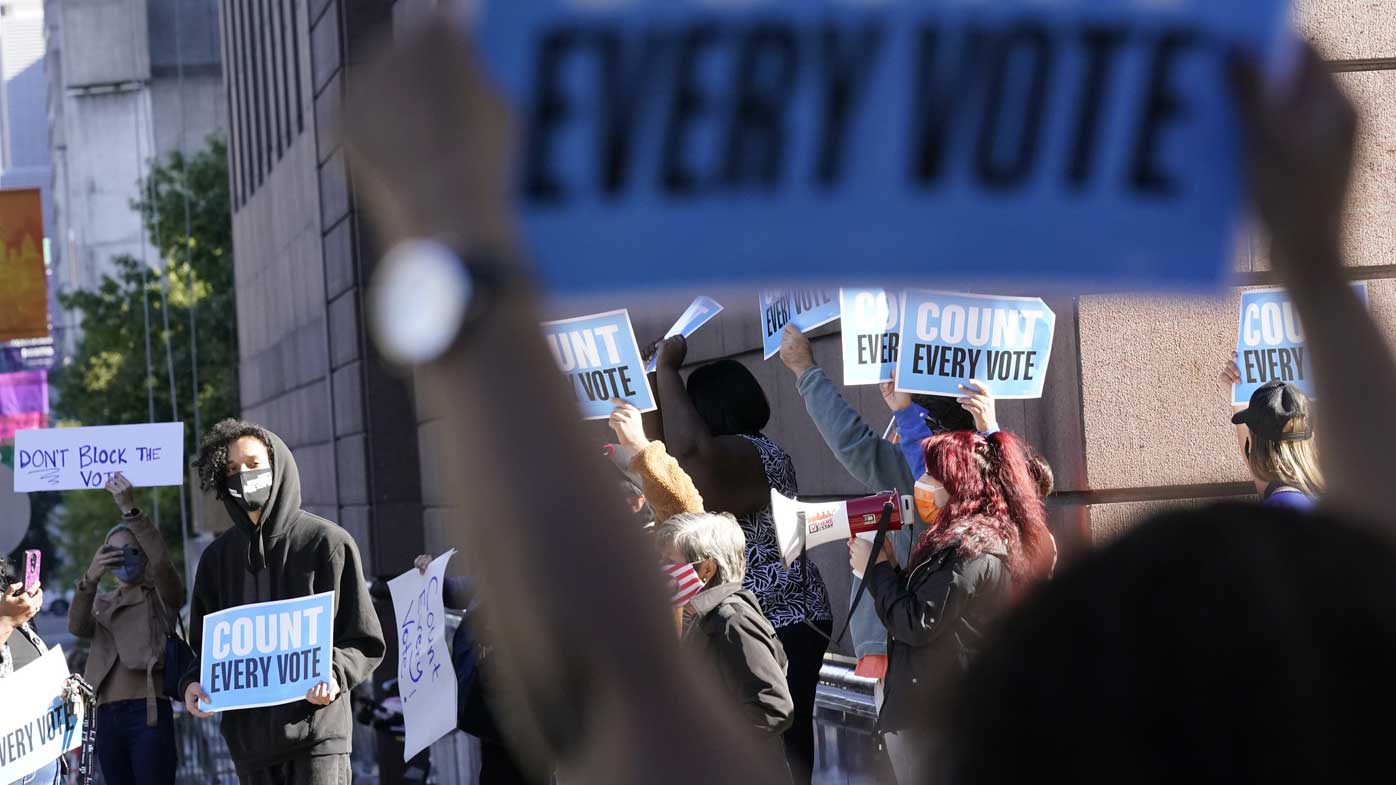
(662, 561, 706, 608)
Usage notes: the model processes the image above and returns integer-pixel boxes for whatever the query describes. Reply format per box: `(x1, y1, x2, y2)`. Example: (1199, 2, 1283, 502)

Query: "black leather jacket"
(865, 541, 1012, 732)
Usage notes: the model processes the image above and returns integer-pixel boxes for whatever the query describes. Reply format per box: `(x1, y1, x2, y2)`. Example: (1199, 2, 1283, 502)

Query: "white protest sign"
(645, 296, 725, 372)
(389, 550, 458, 761)
(840, 289, 900, 386)
(0, 646, 84, 784)
(895, 291, 1056, 399)
(13, 422, 184, 492)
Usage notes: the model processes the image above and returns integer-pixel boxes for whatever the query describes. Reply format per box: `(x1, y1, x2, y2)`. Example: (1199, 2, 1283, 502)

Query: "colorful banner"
(0, 337, 56, 374)
(0, 646, 84, 784)
(388, 550, 458, 761)
(476, 0, 1289, 292)
(13, 421, 184, 492)
(840, 288, 900, 386)
(1232, 284, 1368, 404)
(542, 309, 656, 419)
(198, 592, 336, 713)
(895, 290, 1056, 399)
(0, 370, 48, 442)
(759, 288, 840, 359)
(0, 188, 49, 342)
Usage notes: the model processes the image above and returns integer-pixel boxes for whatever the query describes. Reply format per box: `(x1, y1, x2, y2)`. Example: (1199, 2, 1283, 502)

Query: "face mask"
(112, 546, 146, 584)
(914, 477, 950, 524)
(228, 467, 273, 512)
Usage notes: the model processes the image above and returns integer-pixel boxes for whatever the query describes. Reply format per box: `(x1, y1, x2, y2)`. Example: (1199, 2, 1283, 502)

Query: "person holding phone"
(1, 556, 54, 785)
(67, 472, 185, 785)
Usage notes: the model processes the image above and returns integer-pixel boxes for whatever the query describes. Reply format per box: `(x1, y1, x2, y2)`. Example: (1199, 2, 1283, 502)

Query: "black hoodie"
(181, 429, 386, 769)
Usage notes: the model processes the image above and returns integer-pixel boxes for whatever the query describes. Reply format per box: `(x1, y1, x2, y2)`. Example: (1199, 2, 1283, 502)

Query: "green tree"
(48, 136, 239, 588)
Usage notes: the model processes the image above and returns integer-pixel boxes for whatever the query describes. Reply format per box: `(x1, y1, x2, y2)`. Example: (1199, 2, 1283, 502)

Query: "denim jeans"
(96, 699, 177, 785)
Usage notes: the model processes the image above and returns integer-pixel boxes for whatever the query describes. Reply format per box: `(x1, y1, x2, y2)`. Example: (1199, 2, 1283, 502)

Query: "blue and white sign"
(199, 592, 335, 713)
(543, 309, 656, 419)
(1233, 284, 1368, 405)
(760, 288, 840, 359)
(0, 647, 83, 785)
(895, 290, 1055, 399)
(840, 288, 900, 386)
(389, 551, 457, 762)
(476, 0, 1290, 292)
(645, 296, 725, 372)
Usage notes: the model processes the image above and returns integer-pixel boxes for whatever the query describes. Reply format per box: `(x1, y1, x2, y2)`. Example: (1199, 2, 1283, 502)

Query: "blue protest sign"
(645, 296, 725, 372)
(1233, 284, 1368, 405)
(199, 592, 335, 713)
(840, 288, 900, 386)
(895, 290, 1055, 399)
(542, 309, 656, 419)
(760, 288, 840, 359)
(476, 0, 1288, 292)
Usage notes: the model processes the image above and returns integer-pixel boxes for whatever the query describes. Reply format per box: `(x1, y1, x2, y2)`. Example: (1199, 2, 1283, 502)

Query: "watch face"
(370, 240, 473, 364)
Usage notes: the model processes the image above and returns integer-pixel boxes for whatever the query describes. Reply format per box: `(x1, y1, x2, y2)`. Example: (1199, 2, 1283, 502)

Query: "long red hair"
(912, 430, 1055, 583)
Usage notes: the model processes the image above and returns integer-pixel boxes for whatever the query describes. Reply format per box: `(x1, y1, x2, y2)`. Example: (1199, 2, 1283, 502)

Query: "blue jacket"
(796, 367, 924, 658)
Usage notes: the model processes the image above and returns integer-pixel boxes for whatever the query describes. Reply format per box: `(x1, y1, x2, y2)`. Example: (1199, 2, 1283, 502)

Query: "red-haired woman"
(848, 430, 1055, 783)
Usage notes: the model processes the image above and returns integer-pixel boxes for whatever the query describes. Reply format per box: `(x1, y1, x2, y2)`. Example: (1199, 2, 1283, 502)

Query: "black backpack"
(452, 608, 503, 742)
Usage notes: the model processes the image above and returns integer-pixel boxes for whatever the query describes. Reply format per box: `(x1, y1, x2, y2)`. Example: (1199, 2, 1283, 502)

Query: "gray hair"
(653, 512, 747, 585)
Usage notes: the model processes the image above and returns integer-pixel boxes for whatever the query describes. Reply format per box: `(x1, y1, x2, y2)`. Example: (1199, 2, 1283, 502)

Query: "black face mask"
(228, 468, 273, 512)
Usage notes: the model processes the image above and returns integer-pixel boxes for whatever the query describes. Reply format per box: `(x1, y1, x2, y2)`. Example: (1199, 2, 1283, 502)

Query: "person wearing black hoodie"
(182, 419, 386, 785)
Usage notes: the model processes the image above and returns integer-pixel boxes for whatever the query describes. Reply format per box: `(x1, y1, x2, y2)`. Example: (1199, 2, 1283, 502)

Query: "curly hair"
(913, 430, 1054, 584)
(194, 418, 274, 501)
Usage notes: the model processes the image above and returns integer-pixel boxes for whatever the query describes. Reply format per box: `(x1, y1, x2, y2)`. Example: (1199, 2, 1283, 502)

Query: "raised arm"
(609, 399, 705, 522)
(652, 337, 770, 516)
(1233, 44, 1396, 523)
(343, 17, 780, 783)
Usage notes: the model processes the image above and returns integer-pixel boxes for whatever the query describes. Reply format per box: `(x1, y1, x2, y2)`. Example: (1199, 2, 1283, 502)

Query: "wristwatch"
(369, 239, 522, 365)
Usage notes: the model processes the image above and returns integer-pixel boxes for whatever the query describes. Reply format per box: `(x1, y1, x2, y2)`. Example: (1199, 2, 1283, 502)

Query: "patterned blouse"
(737, 435, 833, 629)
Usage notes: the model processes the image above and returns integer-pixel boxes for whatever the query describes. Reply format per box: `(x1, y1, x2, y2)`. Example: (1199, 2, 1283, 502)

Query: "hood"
(223, 428, 304, 574)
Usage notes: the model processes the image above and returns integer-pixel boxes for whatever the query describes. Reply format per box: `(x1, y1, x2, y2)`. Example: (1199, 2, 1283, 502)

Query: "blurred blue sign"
(477, 0, 1289, 292)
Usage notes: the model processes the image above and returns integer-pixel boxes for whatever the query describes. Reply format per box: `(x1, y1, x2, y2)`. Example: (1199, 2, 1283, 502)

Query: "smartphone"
(22, 550, 40, 593)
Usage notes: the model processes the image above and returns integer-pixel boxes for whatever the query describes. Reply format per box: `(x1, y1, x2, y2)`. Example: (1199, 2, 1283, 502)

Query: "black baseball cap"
(1231, 381, 1313, 442)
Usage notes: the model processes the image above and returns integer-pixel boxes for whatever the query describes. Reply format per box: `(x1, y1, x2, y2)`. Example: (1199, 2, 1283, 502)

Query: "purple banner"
(0, 370, 48, 441)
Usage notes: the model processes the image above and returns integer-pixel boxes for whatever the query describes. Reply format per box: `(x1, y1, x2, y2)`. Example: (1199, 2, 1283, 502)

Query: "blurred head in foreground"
(944, 502, 1396, 784)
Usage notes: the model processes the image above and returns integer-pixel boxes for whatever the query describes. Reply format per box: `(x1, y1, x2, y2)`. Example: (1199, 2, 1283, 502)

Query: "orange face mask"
(914, 476, 949, 524)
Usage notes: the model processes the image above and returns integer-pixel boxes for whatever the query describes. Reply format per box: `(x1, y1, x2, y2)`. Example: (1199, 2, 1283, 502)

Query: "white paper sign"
(0, 646, 84, 784)
(13, 422, 184, 492)
(645, 296, 725, 372)
(389, 550, 458, 761)
(840, 288, 901, 386)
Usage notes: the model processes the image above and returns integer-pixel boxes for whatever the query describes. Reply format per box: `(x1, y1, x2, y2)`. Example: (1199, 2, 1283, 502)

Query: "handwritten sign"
(13, 422, 184, 492)
(895, 291, 1055, 399)
(840, 289, 900, 386)
(760, 288, 840, 359)
(476, 0, 1288, 292)
(388, 550, 458, 761)
(1233, 284, 1367, 405)
(543, 309, 656, 420)
(0, 646, 83, 785)
(198, 592, 335, 713)
(645, 296, 725, 373)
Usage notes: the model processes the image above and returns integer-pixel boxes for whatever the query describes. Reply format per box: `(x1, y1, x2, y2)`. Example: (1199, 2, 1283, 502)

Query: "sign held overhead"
(476, 0, 1290, 292)
(895, 290, 1055, 399)
(13, 422, 184, 492)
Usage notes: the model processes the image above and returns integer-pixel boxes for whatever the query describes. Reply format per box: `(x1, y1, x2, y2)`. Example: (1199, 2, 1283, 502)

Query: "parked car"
(46, 588, 74, 615)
